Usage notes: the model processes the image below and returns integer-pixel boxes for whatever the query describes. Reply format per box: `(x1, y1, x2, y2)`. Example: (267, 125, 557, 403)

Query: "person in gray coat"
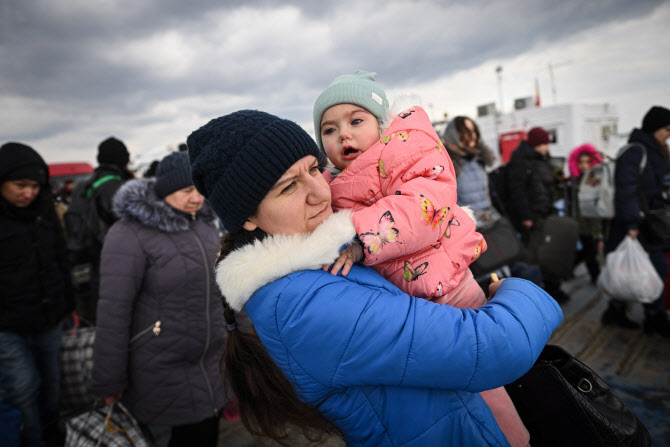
(91, 152, 226, 447)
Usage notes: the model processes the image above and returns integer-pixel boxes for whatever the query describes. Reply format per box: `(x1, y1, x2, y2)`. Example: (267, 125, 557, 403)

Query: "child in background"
(568, 143, 604, 284)
(314, 70, 530, 447)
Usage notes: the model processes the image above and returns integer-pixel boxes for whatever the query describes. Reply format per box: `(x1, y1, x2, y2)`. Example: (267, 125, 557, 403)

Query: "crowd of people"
(1, 69, 668, 446)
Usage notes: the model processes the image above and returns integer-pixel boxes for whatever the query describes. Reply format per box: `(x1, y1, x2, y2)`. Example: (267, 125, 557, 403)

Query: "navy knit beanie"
(154, 152, 193, 198)
(187, 110, 320, 232)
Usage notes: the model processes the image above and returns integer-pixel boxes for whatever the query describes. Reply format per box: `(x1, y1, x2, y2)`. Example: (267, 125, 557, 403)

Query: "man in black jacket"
(0, 142, 74, 446)
(505, 127, 571, 302)
(72, 137, 134, 323)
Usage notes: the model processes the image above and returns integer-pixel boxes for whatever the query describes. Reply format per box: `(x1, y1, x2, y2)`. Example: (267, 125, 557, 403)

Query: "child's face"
(577, 154, 592, 174)
(320, 103, 380, 170)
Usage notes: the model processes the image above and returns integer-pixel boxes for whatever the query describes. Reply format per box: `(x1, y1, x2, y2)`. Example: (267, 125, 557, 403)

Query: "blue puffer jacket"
(217, 211, 563, 446)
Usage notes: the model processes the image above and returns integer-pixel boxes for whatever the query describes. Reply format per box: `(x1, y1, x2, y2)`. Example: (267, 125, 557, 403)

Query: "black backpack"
(488, 164, 508, 215)
(64, 174, 120, 262)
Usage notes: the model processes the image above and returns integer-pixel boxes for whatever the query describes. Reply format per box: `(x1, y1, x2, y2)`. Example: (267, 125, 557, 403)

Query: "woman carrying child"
(314, 71, 531, 446)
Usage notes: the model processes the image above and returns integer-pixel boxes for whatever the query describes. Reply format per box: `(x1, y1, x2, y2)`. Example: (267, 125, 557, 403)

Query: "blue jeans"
(0, 322, 63, 447)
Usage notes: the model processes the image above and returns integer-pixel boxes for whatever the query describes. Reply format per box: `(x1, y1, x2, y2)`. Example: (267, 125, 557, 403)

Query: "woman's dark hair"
(216, 228, 343, 445)
(453, 115, 481, 147)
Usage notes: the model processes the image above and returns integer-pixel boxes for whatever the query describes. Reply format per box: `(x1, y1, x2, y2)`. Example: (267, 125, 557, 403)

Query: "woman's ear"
(243, 219, 258, 232)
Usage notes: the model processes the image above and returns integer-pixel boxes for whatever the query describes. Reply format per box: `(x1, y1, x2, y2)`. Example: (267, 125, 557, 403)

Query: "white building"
(472, 101, 626, 165)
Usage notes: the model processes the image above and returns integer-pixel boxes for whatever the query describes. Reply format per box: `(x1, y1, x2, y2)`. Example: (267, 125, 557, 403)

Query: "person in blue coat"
(187, 110, 563, 446)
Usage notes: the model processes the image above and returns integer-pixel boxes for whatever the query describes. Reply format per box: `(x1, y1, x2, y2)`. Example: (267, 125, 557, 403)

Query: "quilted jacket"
(328, 106, 487, 301)
(91, 178, 227, 425)
(217, 211, 563, 447)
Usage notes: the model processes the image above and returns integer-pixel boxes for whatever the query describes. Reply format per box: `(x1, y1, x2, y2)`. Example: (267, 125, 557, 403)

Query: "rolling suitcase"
(528, 215, 579, 280)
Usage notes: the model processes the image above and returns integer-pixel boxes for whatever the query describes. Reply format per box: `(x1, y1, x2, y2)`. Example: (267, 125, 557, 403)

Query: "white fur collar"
(216, 211, 356, 311)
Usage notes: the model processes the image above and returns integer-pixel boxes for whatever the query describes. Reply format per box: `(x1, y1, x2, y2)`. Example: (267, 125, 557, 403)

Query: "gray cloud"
(0, 0, 665, 161)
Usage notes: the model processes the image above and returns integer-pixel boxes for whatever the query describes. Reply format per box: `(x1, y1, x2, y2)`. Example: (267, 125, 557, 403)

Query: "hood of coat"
(112, 178, 216, 233)
(568, 143, 603, 178)
(216, 210, 356, 311)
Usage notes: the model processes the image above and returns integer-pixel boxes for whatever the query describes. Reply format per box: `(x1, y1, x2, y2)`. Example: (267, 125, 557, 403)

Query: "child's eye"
(322, 127, 335, 136)
(351, 118, 363, 125)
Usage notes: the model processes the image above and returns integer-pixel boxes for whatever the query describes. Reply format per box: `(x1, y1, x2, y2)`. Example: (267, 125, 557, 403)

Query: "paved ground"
(218, 266, 670, 446)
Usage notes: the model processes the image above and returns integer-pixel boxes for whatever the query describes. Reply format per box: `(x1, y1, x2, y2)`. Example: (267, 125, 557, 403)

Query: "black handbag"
(470, 215, 524, 277)
(505, 344, 651, 447)
(642, 205, 670, 245)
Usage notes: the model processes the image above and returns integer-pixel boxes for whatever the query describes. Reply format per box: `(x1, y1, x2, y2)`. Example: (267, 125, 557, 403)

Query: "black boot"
(643, 311, 670, 337)
(545, 280, 570, 303)
(601, 302, 640, 329)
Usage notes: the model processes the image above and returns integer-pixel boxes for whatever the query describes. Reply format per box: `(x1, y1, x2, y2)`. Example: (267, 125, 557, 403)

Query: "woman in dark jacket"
(601, 106, 670, 336)
(504, 127, 570, 302)
(0, 142, 74, 447)
(91, 152, 227, 447)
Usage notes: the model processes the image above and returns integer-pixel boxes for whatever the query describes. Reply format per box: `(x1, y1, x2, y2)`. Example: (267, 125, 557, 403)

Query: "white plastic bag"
(597, 236, 663, 303)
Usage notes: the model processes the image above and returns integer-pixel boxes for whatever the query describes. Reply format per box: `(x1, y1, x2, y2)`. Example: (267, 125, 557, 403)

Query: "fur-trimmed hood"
(112, 178, 216, 233)
(216, 211, 356, 311)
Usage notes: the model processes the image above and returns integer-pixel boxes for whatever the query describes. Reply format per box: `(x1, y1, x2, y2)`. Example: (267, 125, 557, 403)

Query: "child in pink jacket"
(314, 70, 530, 447)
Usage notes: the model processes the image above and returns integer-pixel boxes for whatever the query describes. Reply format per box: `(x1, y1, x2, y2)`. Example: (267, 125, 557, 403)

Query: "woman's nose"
(306, 175, 330, 202)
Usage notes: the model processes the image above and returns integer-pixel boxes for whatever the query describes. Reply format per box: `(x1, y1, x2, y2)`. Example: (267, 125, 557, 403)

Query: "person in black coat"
(601, 106, 670, 336)
(0, 142, 74, 446)
(74, 137, 134, 323)
(504, 127, 570, 302)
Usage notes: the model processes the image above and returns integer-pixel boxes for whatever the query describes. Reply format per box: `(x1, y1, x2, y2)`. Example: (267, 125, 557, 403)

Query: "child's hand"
(323, 242, 364, 276)
(488, 273, 505, 300)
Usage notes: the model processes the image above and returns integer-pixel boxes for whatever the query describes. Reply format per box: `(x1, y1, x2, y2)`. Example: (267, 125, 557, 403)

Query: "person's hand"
(522, 219, 534, 229)
(322, 242, 363, 276)
(627, 229, 639, 239)
(488, 276, 505, 299)
(105, 393, 123, 406)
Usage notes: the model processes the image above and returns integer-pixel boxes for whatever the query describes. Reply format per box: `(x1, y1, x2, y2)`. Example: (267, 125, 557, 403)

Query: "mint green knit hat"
(313, 70, 389, 151)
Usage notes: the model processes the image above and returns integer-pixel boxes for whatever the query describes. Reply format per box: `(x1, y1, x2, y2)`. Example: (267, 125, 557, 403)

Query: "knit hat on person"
(527, 127, 551, 147)
(97, 137, 130, 166)
(0, 142, 48, 185)
(187, 110, 321, 232)
(641, 106, 670, 134)
(154, 152, 193, 198)
(313, 70, 389, 151)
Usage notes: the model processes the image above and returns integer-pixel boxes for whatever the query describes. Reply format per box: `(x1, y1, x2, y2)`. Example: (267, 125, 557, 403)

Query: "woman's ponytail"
(217, 230, 342, 445)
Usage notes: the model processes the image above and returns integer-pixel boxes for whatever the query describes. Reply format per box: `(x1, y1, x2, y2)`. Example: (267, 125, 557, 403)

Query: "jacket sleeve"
(353, 133, 459, 265)
(506, 157, 532, 222)
(274, 275, 562, 393)
(614, 145, 645, 231)
(91, 223, 146, 397)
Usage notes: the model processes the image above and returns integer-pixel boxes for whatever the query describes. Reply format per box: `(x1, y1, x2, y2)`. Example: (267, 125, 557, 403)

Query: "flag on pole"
(535, 78, 541, 107)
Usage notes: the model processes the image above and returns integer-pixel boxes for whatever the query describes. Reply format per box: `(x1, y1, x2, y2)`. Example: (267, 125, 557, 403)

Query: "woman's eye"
(281, 182, 296, 194)
(309, 166, 320, 175)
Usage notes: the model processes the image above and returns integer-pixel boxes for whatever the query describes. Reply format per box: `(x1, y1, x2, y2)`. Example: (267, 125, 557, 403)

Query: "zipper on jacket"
(129, 321, 161, 344)
(192, 229, 218, 416)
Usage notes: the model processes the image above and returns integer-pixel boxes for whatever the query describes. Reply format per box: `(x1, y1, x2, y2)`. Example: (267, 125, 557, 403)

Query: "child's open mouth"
(342, 147, 360, 159)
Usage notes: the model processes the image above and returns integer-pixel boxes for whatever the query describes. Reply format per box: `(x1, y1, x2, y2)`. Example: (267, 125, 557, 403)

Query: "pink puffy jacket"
(328, 106, 487, 301)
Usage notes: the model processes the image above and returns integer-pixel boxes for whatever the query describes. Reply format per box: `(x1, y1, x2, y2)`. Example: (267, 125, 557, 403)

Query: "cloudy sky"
(1, 0, 669, 168)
